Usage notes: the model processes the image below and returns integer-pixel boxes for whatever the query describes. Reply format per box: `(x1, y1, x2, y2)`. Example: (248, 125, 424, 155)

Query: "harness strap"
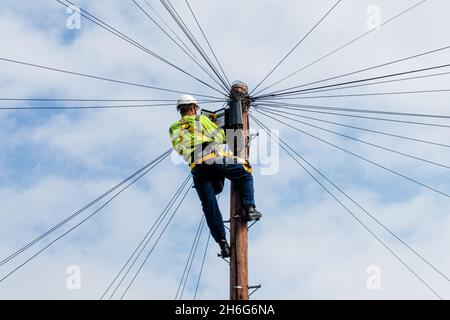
(189, 151, 252, 173)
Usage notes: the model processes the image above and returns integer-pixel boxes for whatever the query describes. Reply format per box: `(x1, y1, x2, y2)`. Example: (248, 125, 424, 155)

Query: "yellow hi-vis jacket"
(169, 115, 232, 168)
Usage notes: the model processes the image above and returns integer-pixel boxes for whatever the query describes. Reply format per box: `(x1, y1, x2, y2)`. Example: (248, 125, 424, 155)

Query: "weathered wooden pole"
(228, 82, 250, 300)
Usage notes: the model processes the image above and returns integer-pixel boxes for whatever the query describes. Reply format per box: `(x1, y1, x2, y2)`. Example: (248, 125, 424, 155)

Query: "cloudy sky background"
(0, 0, 450, 299)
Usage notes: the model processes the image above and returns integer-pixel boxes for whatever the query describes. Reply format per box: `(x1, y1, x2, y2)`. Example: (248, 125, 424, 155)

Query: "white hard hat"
(176, 94, 197, 111)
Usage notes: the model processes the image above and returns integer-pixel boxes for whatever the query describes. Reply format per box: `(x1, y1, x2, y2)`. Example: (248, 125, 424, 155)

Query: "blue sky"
(0, 0, 450, 300)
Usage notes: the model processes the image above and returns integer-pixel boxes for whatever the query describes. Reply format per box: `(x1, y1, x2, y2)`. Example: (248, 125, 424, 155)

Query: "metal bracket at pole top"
(227, 82, 249, 129)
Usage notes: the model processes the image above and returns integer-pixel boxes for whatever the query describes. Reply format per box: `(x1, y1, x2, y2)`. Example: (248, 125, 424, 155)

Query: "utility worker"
(169, 94, 262, 258)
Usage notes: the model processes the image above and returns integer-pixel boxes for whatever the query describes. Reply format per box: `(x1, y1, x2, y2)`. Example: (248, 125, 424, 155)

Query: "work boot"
(219, 239, 230, 258)
(245, 206, 263, 222)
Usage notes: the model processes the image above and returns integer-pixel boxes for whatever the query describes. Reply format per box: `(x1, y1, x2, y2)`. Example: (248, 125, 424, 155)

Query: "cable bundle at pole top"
(1, 0, 450, 300)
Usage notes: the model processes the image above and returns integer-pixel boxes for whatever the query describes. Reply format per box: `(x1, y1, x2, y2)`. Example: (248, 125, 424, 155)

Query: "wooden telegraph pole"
(228, 82, 250, 300)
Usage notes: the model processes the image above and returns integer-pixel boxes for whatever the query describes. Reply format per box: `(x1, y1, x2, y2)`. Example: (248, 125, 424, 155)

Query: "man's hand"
(208, 113, 218, 124)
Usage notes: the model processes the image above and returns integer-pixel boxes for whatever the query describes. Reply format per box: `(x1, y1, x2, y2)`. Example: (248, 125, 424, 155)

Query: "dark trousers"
(192, 163, 255, 243)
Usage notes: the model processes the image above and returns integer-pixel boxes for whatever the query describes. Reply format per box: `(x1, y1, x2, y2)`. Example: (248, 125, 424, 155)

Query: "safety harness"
(188, 141, 252, 173)
(189, 150, 252, 173)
